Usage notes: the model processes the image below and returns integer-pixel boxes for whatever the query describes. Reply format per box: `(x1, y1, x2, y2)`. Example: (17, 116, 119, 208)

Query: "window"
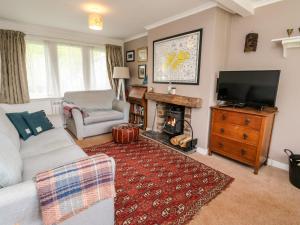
(57, 45, 84, 94)
(26, 42, 50, 98)
(25, 40, 110, 99)
(90, 48, 110, 90)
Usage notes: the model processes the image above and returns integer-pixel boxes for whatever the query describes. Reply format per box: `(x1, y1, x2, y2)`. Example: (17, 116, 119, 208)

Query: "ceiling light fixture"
(89, 13, 103, 30)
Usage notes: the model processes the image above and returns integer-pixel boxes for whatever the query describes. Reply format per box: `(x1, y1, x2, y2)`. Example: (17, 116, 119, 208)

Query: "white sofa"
(0, 105, 115, 225)
(64, 90, 130, 140)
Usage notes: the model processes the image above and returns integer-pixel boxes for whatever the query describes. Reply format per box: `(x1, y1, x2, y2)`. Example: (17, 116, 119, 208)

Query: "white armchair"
(64, 90, 130, 140)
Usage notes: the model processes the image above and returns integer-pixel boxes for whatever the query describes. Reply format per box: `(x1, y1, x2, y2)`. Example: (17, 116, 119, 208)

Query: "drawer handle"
(218, 142, 224, 148)
(245, 118, 251, 125)
(221, 114, 227, 120)
(220, 128, 225, 134)
(241, 149, 247, 156)
(243, 133, 248, 140)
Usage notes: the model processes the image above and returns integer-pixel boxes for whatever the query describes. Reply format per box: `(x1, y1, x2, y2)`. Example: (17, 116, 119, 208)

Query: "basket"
(284, 149, 300, 189)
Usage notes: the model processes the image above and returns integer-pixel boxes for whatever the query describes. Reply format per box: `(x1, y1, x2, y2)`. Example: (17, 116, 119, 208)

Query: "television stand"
(209, 106, 277, 174)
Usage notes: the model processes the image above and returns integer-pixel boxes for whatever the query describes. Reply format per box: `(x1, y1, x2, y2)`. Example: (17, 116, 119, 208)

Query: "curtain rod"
(25, 34, 122, 49)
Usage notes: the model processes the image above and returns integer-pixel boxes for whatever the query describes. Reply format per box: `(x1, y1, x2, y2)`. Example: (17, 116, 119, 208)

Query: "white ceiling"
(0, 0, 280, 40)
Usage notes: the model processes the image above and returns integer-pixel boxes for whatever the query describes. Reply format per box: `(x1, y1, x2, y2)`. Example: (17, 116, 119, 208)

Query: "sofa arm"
(112, 99, 130, 123)
(0, 181, 40, 225)
(0, 158, 116, 225)
(71, 108, 85, 140)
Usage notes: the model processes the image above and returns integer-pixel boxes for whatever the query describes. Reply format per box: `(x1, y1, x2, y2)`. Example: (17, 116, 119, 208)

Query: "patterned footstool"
(112, 124, 139, 144)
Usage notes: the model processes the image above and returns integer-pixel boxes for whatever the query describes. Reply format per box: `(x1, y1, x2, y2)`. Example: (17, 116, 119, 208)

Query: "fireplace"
(162, 104, 185, 135)
(143, 92, 202, 153)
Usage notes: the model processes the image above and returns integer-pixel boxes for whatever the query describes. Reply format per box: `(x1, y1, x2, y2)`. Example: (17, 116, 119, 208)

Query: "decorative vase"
(143, 74, 148, 85)
(170, 87, 176, 95)
(287, 29, 294, 37)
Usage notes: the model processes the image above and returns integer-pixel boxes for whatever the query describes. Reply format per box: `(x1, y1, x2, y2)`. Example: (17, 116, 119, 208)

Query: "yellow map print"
(163, 50, 190, 71)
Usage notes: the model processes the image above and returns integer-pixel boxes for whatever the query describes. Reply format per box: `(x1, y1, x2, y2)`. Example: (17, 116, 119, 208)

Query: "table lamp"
(113, 67, 130, 101)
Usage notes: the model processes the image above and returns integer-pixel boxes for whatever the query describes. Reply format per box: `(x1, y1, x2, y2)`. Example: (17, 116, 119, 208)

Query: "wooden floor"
(74, 132, 113, 148)
(75, 133, 300, 225)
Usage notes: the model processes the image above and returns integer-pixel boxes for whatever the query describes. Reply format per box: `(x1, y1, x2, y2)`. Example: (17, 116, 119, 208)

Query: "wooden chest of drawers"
(209, 106, 276, 174)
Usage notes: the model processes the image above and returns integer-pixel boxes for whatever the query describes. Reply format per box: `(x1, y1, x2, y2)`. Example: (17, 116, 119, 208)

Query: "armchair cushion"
(23, 145, 86, 181)
(20, 128, 75, 158)
(0, 133, 23, 187)
(83, 110, 124, 125)
(0, 107, 20, 150)
(64, 90, 115, 110)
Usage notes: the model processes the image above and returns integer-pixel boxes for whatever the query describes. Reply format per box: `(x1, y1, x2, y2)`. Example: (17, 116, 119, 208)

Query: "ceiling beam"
(215, 0, 255, 17)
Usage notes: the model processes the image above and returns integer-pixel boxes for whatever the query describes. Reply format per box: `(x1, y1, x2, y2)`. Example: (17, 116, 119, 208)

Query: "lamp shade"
(89, 13, 103, 30)
(113, 67, 130, 79)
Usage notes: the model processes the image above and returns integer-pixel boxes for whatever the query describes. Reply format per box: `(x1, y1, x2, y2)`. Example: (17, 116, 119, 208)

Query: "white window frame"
(25, 37, 110, 99)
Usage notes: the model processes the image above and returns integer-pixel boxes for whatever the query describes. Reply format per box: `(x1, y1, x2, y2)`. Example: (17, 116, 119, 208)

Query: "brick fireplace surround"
(144, 92, 202, 153)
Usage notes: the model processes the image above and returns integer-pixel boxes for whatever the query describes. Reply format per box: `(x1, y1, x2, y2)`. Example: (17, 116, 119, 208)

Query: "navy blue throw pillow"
(23, 110, 54, 136)
(6, 112, 32, 140)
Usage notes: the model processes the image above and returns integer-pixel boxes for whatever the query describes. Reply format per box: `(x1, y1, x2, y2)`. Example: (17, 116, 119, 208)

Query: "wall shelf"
(271, 36, 300, 58)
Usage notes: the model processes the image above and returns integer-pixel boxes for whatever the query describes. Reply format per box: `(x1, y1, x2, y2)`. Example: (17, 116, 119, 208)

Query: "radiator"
(50, 99, 63, 115)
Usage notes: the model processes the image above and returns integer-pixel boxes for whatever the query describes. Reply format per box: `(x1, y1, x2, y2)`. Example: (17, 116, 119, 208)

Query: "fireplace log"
(179, 136, 192, 148)
(170, 134, 188, 145)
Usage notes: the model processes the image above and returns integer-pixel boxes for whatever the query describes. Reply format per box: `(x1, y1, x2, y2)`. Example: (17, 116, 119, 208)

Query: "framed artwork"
(138, 64, 146, 79)
(126, 50, 135, 62)
(137, 47, 148, 62)
(153, 29, 202, 85)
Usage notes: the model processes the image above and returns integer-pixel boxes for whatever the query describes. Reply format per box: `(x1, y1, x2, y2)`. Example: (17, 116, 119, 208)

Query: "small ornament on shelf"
(287, 28, 294, 37)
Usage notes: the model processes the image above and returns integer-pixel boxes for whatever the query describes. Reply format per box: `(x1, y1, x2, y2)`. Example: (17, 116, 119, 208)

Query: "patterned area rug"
(83, 136, 233, 225)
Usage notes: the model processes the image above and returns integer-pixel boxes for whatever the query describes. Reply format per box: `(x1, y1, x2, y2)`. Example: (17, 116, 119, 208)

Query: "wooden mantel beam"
(215, 0, 255, 17)
(145, 92, 202, 108)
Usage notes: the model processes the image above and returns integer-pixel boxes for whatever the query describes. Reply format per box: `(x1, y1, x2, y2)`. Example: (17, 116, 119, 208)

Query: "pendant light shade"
(89, 13, 103, 30)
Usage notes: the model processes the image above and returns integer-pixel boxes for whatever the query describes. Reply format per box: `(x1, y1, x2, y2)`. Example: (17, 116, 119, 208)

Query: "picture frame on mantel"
(153, 29, 202, 85)
(126, 50, 135, 62)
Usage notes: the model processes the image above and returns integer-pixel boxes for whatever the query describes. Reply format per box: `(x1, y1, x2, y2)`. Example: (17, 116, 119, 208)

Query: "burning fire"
(166, 116, 176, 127)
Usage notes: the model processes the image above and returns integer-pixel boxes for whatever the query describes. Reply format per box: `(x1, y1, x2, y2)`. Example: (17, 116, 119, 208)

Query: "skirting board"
(196, 147, 209, 155)
(196, 147, 289, 171)
(267, 159, 289, 171)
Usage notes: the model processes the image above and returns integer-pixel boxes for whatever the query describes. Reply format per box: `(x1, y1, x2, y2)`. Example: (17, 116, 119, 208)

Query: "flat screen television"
(217, 70, 280, 108)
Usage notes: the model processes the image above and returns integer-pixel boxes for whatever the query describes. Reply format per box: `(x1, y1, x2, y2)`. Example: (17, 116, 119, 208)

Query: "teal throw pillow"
(23, 110, 54, 135)
(6, 112, 32, 140)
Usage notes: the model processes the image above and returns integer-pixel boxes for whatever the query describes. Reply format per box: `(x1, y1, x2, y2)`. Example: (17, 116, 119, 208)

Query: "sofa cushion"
(84, 110, 124, 125)
(6, 112, 33, 140)
(20, 128, 75, 158)
(0, 133, 23, 187)
(0, 107, 20, 150)
(23, 110, 54, 135)
(64, 90, 115, 110)
(22, 145, 87, 181)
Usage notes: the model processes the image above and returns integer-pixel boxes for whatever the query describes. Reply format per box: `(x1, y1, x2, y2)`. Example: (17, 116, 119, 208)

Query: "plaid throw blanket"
(35, 154, 116, 225)
(62, 102, 89, 118)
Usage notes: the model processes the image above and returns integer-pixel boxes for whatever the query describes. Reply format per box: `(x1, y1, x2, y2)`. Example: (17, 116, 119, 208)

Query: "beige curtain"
(105, 44, 123, 93)
(0, 29, 29, 104)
